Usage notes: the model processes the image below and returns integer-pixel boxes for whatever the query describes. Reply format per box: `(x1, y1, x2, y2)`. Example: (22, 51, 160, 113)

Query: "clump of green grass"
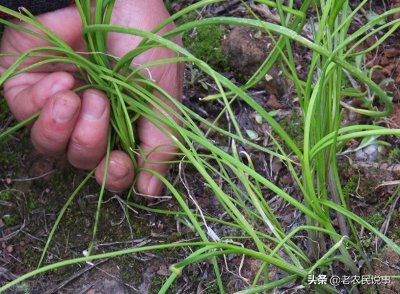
(0, 190, 12, 201)
(361, 212, 386, 248)
(280, 109, 304, 150)
(2, 213, 21, 226)
(366, 212, 385, 229)
(180, 12, 228, 70)
(386, 147, 400, 163)
(1, 0, 400, 293)
(342, 174, 358, 197)
(185, 24, 228, 69)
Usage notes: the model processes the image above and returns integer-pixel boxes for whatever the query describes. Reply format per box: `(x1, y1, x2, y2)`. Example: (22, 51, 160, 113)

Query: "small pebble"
(6, 245, 13, 253)
(355, 144, 382, 161)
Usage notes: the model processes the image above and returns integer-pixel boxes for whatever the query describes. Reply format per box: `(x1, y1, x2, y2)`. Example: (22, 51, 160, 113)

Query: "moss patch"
(343, 175, 358, 197)
(386, 147, 400, 163)
(179, 13, 228, 70)
(279, 110, 304, 151)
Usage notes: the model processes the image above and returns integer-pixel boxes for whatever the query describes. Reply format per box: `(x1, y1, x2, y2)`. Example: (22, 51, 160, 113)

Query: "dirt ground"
(1, 0, 400, 293)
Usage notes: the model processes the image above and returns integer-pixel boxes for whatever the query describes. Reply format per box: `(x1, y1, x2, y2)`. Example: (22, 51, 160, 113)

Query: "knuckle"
(40, 126, 67, 147)
(69, 131, 100, 153)
(32, 132, 65, 156)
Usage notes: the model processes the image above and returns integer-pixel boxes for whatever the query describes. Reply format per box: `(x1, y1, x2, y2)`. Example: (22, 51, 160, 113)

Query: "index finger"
(3, 71, 75, 121)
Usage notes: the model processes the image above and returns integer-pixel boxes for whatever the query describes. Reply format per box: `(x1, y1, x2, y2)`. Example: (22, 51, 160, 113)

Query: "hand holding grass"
(0, 0, 183, 195)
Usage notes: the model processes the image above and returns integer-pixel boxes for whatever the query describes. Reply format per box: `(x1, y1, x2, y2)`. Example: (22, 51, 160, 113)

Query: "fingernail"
(108, 160, 129, 181)
(52, 97, 79, 123)
(82, 92, 107, 120)
(148, 175, 163, 195)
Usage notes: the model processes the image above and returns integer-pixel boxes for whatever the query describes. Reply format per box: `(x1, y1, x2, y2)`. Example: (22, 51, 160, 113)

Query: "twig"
(213, 0, 241, 15)
(250, 4, 281, 24)
(374, 193, 400, 252)
(45, 259, 110, 294)
(0, 116, 13, 133)
(0, 190, 28, 242)
(1, 169, 56, 182)
(0, 266, 19, 281)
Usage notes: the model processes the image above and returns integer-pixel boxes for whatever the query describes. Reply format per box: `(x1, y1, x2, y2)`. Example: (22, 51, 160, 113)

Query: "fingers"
(135, 50, 183, 196)
(4, 72, 75, 121)
(0, 6, 84, 70)
(67, 90, 110, 170)
(31, 90, 81, 155)
(24, 86, 132, 192)
(109, 1, 182, 195)
(136, 134, 178, 196)
(4, 71, 132, 191)
(95, 151, 135, 192)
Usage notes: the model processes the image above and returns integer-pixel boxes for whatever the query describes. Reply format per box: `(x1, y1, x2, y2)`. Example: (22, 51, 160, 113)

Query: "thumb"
(136, 116, 178, 196)
(135, 49, 184, 196)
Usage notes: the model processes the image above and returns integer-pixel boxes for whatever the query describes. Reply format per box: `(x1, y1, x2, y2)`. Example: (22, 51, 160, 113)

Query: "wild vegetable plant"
(1, 0, 400, 293)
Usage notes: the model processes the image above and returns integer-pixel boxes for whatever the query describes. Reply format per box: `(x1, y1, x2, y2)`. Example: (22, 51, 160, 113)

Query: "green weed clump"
(2, 214, 20, 226)
(280, 109, 304, 150)
(342, 174, 358, 197)
(0, 0, 400, 293)
(0, 190, 12, 201)
(387, 147, 400, 163)
(183, 22, 228, 70)
(365, 212, 385, 229)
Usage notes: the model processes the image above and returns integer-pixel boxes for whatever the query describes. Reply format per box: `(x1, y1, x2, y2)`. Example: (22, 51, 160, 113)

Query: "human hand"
(0, 0, 183, 195)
